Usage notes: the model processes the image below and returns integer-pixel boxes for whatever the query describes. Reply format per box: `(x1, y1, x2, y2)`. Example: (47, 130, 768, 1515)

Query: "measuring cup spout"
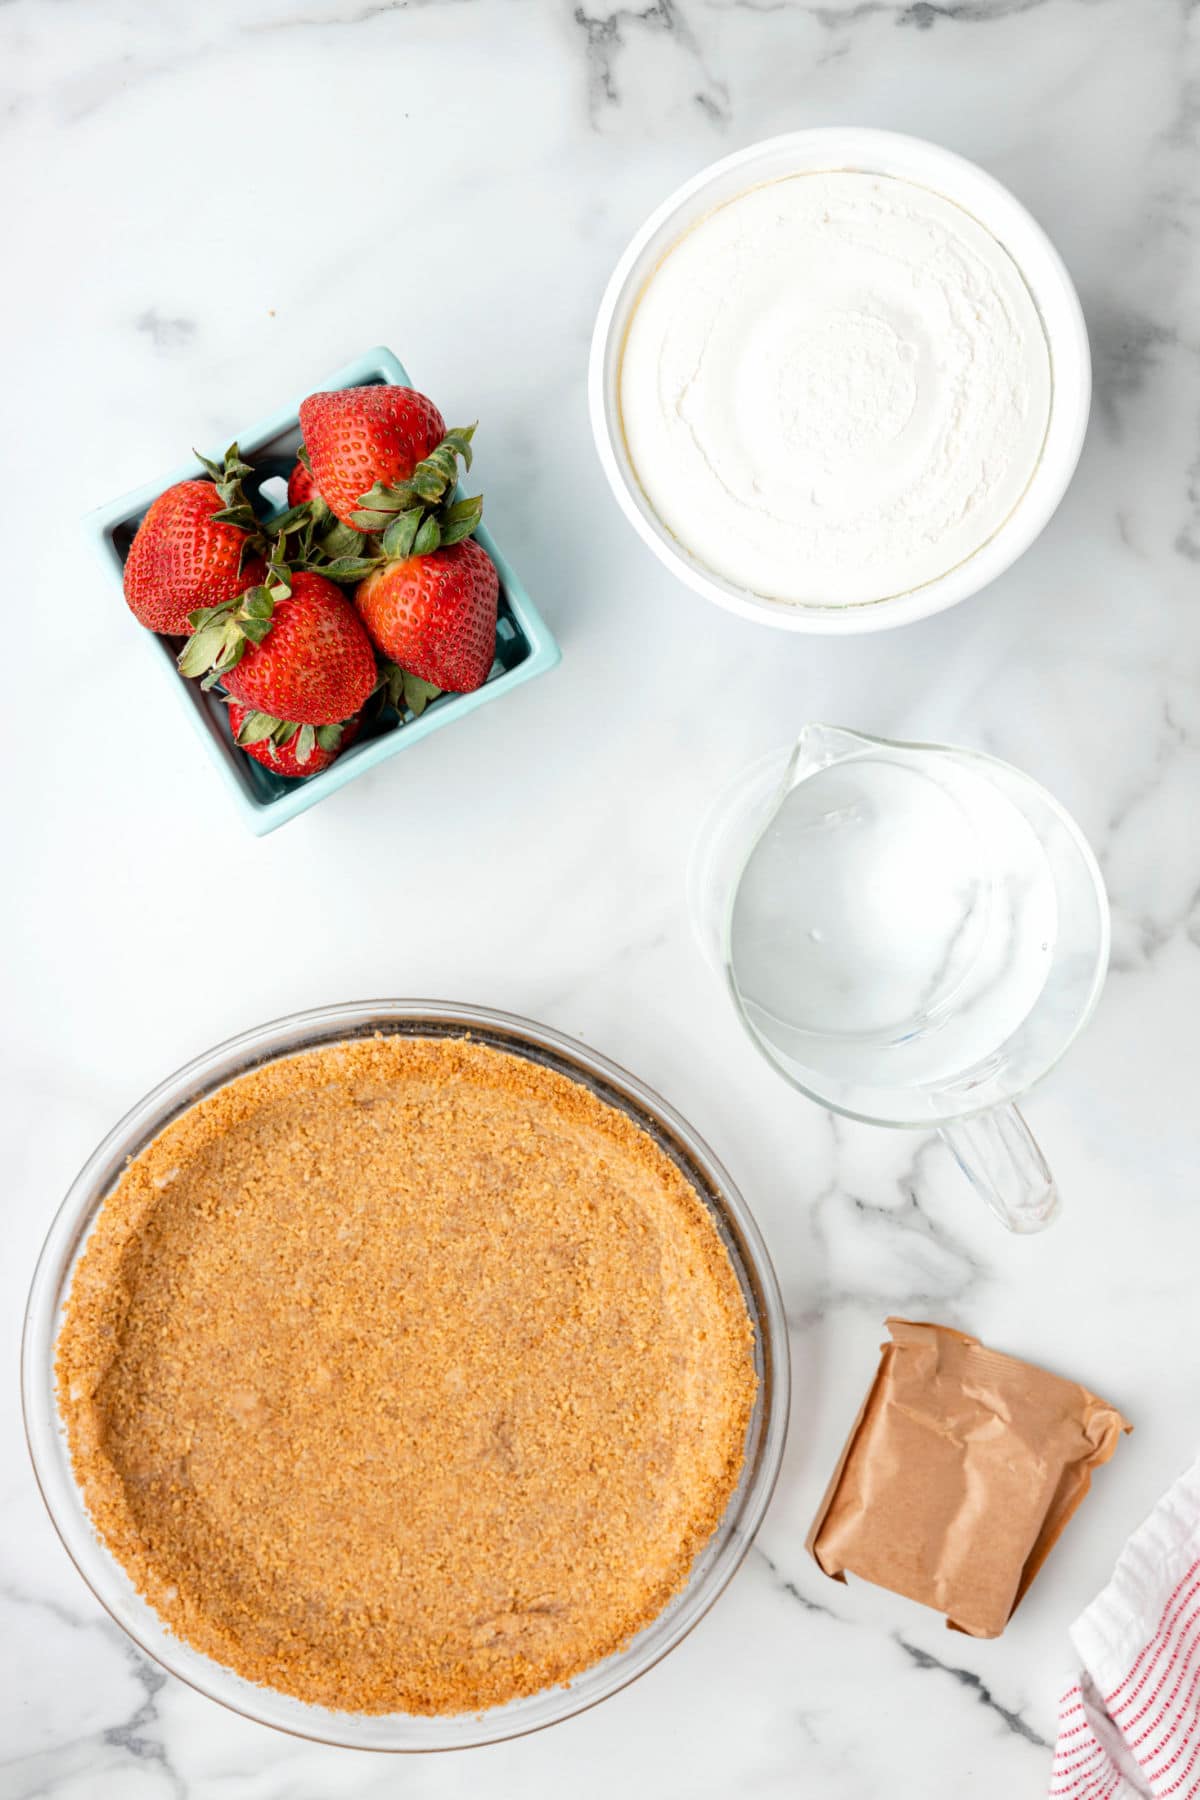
(789, 724, 877, 787)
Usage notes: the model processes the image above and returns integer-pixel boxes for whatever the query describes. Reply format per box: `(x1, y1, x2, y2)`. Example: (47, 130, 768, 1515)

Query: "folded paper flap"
(805, 1340, 896, 1573)
(1014, 1402, 1132, 1617)
(886, 1317, 975, 1358)
(808, 1318, 1131, 1638)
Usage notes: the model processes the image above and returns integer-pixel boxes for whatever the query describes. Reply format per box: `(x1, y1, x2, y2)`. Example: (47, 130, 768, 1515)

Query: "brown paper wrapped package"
(807, 1319, 1131, 1638)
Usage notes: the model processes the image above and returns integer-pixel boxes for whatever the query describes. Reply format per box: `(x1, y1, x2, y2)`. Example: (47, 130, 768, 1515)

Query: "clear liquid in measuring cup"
(727, 753, 1059, 1092)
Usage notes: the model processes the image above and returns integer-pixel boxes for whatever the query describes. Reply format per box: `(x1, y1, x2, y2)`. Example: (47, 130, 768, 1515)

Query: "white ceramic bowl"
(589, 128, 1092, 635)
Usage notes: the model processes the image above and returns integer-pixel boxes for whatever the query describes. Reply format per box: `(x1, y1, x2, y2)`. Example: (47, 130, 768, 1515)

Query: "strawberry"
(227, 701, 360, 778)
(355, 537, 499, 693)
(180, 570, 377, 725)
(287, 456, 319, 508)
(123, 447, 263, 634)
(298, 386, 446, 531)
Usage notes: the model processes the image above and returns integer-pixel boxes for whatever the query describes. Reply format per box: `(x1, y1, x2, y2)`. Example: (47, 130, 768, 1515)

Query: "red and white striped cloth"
(1052, 1459, 1200, 1800)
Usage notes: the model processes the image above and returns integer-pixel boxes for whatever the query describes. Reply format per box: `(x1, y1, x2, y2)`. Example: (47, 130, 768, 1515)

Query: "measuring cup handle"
(938, 1104, 1060, 1233)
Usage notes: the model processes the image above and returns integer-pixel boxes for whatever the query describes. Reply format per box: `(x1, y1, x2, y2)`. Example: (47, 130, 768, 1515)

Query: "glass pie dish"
(22, 999, 790, 1750)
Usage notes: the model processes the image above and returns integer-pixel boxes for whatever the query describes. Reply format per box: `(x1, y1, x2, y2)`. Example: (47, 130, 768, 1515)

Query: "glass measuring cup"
(690, 726, 1110, 1232)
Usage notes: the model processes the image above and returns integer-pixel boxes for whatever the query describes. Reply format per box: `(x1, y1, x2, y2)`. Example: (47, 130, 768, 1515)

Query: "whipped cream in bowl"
(590, 131, 1090, 634)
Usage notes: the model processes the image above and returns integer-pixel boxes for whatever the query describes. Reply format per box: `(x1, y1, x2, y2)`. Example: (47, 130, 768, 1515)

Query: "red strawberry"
(228, 701, 360, 778)
(223, 573, 377, 724)
(287, 457, 318, 507)
(355, 538, 499, 693)
(123, 480, 255, 635)
(298, 386, 446, 531)
(181, 571, 377, 725)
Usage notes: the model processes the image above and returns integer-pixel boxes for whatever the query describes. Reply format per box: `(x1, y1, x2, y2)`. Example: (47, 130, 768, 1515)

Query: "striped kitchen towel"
(1051, 1457, 1200, 1799)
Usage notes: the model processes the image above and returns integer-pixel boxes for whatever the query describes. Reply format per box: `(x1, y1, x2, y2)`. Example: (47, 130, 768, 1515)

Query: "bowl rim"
(588, 127, 1093, 636)
(22, 999, 790, 1751)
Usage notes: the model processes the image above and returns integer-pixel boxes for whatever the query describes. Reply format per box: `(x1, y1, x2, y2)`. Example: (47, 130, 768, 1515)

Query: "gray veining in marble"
(5, 0, 1200, 1795)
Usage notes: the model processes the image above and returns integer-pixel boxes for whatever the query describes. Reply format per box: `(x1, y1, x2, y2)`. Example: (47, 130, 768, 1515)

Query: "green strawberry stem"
(344, 425, 483, 554)
(264, 424, 484, 589)
(179, 583, 279, 687)
(376, 660, 442, 719)
(193, 443, 265, 543)
(188, 441, 275, 575)
(230, 704, 348, 766)
(259, 483, 377, 582)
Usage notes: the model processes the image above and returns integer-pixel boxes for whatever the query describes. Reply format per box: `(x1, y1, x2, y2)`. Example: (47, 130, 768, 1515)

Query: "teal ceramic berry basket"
(85, 347, 560, 835)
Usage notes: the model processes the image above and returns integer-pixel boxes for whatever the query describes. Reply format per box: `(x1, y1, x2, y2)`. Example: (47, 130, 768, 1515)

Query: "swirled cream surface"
(619, 172, 1052, 606)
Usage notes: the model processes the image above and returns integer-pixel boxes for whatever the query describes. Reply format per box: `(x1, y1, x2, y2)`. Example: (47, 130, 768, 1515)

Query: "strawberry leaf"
(269, 502, 313, 537)
(410, 427, 477, 504)
(412, 464, 449, 503)
(201, 643, 243, 688)
(352, 480, 415, 525)
(439, 494, 484, 546)
(297, 445, 312, 473)
(242, 586, 275, 621)
(382, 508, 425, 561)
(191, 444, 268, 553)
(317, 519, 362, 559)
(178, 585, 275, 682)
(443, 424, 476, 471)
(178, 621, 231, 677)
(315, 722, 345, 752)
(375, 659, 407, 712)
(223, 444, 254, 480)
(296, 724, 317, 765)
(235, 710, 282, 747)
(320, 556, 383, 581)
(402, 672, 441, 716)
(211, 503, 258, 530)
(413, 514, 441, 556)
(187, 599, 235, 630)
(356, 481, 405, 510)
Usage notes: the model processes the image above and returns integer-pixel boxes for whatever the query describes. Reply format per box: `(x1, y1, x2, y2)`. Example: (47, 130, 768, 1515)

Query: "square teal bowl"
(85, 347, 561, 835)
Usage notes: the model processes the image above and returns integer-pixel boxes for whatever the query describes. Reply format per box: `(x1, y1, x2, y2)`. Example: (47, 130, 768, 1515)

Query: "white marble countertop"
(5, 1, 1200, 1794)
